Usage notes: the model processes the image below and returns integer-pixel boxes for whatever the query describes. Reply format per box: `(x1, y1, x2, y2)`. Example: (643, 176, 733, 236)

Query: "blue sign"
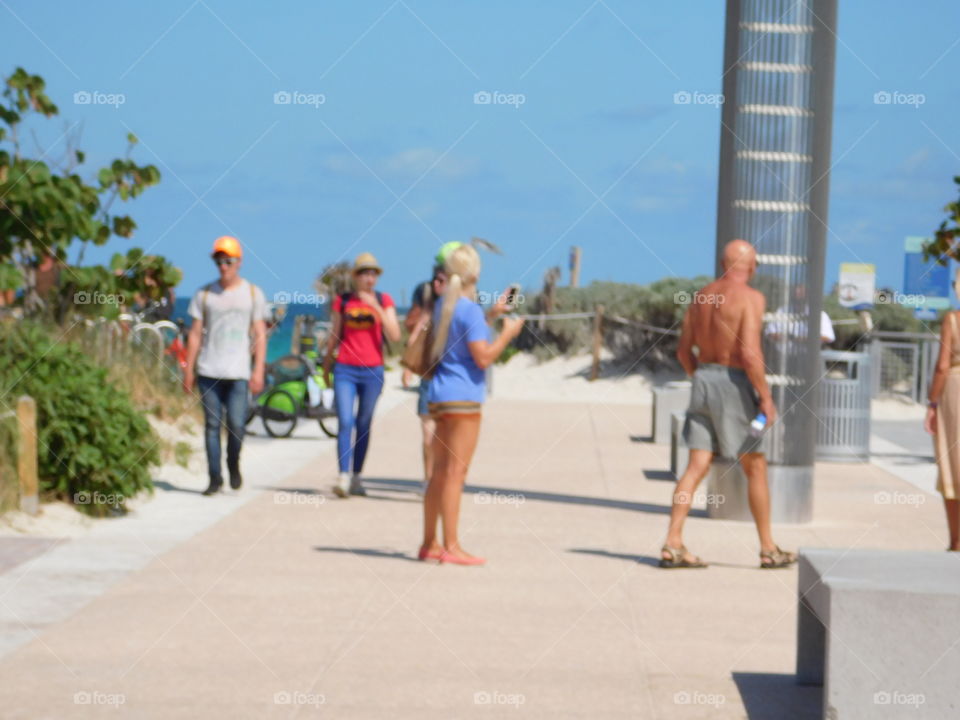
(914, 307, 938, 321)
(904, 236, 950, 308)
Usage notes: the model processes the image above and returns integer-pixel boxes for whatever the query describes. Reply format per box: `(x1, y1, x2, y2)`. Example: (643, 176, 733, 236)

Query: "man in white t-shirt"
(184, 236, 268, 495)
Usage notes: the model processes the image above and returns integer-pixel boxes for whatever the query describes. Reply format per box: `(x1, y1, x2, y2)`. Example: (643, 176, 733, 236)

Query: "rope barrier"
(605, 314, 681, 336)
(512, 311, 597, 322)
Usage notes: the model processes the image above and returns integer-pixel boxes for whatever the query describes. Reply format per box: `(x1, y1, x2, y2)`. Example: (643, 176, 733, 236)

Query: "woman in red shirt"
(323, 253, 402, 497)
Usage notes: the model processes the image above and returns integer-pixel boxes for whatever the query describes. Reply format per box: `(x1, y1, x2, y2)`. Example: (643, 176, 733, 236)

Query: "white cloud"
(901, 147, 930, 174)
(380, 148, 477, 180)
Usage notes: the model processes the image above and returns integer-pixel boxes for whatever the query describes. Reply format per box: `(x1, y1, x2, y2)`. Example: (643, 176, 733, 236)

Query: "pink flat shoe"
(417, 547, 444, 562)
(439, 551, 486, 566)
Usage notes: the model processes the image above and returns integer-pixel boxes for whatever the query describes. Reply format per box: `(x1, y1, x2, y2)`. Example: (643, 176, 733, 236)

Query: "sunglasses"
(213, 256, 239, 267)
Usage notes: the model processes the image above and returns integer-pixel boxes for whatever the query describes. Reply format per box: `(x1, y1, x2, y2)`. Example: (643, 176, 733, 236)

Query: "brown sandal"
(760, 546, 797, 569)
(659, 544, 708, 569)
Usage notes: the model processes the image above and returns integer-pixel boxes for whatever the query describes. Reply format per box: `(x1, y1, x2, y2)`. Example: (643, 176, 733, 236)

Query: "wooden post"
(570, 246, 582, 288)
(591, 305, 604, 382)
(291, 315, 303, 355)
(16, 395, 38, 515)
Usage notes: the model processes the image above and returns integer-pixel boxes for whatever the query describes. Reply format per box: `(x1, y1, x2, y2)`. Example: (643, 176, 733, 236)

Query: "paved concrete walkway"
(0, 395, 950, 719)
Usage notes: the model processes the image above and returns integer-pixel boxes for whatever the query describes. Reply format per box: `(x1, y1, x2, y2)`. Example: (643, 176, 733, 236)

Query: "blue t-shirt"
(428, 297, 491, 404)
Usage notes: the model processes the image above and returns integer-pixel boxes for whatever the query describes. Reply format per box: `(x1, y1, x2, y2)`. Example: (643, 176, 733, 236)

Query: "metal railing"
(868, 331, 939, 403)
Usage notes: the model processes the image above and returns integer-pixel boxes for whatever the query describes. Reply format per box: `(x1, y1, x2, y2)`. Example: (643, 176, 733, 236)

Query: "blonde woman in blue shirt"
(419, 244, 524, 566)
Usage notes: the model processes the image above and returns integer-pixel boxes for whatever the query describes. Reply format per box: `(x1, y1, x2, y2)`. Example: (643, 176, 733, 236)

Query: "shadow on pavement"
(152, 480, 206, 496)
(732, 672, 821, 720)
(312, 546, 419, 563)
(569, 548, 758, 571)
(869, 451, 934, 464)
(643, 470, 676, 482)
(567, 548, 663, 568)
(630, 434, 654, 443)
(362, 478, 693, 517)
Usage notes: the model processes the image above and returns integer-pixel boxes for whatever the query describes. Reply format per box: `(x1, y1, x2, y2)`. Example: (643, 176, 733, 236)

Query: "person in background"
(324, 253, 402, 498)
(419, 244, 524, 566)
(184, 236, 268, 496)
(404, 242, 463, 494)
(925, 270, 960, 552)
(765, 285, 835, 346)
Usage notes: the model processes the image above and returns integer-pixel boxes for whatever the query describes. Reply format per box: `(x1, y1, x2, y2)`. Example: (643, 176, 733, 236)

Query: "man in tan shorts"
(660, 239, 796, 569)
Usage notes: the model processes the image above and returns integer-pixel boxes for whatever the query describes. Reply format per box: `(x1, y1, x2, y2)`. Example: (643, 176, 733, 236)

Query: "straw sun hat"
(352, 252, 383, 275)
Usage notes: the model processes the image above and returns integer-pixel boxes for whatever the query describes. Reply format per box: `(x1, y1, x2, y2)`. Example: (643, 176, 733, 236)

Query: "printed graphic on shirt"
(344, 305, 377, 331)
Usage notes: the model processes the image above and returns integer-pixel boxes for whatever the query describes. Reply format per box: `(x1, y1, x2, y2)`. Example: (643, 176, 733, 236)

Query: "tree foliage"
(922, 175, 960, 263)
(314, 262, 353, 300)
(0, 67, 180, 316)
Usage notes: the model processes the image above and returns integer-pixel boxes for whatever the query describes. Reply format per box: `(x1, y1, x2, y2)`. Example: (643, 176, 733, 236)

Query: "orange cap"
(211, 236, 242, 259)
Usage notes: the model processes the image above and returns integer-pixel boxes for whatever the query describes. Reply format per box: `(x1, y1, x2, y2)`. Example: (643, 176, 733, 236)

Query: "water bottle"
(749, 413, 767, 438)
(307, 375, 321, 407)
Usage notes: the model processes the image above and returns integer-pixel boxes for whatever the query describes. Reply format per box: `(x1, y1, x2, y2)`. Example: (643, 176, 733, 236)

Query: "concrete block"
(652, 382, 691, 445)
(797, 549, 960, 719)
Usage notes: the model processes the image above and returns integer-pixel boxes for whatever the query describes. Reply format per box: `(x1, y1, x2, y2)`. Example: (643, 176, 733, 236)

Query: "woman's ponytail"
(429, 244, 481, 364)
(430, 272, 462, 363)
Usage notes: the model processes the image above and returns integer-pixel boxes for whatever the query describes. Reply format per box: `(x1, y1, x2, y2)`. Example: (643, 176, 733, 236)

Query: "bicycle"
(246, 354, 339, 439)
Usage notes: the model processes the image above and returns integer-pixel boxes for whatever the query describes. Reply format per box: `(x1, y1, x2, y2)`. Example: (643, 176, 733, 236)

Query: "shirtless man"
(660, 239, 796, 569)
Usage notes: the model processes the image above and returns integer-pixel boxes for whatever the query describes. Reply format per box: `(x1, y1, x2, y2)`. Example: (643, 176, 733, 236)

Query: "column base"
(707, 462, 813, 524)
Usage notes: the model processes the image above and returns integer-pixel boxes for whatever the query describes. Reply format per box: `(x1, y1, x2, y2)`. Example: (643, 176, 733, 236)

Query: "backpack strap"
(201, 282, 216, 329)
(248, 281, 258, 325)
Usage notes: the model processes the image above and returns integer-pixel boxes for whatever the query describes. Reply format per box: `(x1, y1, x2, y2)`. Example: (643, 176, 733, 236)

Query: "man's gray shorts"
(682, 363, 766, 458)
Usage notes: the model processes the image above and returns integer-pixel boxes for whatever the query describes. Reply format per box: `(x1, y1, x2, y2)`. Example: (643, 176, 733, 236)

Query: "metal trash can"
(815, 350, 871, 462)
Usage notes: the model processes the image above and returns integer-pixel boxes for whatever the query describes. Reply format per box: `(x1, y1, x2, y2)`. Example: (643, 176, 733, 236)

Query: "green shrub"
(0, 320, 157, 515)
(0, 414, 16, 513)
(517, 278, 712, 368)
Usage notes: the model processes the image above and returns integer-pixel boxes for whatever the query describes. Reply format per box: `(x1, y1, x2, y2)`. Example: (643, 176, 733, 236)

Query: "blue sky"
(4, 0, 959, 305)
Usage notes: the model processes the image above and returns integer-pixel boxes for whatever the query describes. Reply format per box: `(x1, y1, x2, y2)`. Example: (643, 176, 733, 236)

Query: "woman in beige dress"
(925, 283, 960, 551)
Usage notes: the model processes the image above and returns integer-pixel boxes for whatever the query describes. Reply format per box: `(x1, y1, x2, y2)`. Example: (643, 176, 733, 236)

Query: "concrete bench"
(670, 411, 688, 480)
(652, 382, 691, 445)
(797, 548, 960, 719)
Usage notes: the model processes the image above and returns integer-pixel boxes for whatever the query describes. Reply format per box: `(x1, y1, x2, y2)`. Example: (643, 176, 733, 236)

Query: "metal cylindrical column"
(710, 0, 838, 523)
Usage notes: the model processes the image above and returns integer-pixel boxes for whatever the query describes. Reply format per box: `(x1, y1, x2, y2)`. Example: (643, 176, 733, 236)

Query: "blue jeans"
(334, 363, 385, 474)
(197, 376, 248, 481)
